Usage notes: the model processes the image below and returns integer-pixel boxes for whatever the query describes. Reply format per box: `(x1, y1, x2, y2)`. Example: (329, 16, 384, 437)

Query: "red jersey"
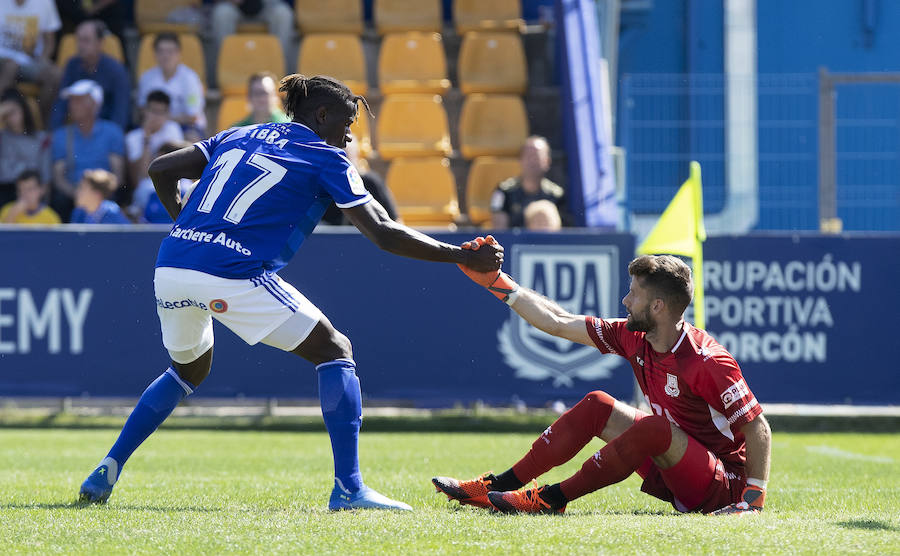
(585, 317, 762, 469)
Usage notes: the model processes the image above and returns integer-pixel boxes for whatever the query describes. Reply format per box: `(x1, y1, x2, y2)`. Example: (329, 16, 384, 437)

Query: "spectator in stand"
(523, 199, 562, 231)
(54, 0, 126, 44)
(139, 140, 194, 223)
(136, 33, 206, 141)
(0, 0, 62, 123)
(50, 19, 130, 130)
(0, 169, 60, 224)
(322, 133, 399, 225)
(70, 168, 129, 224)
(125, 90, 183, 206)
(0, 87, 51, 207)
(490, 136, 568, 229)
(210, 0, 294, 73)
(51, 79, 124, 220)
(231, 72, 289, 127)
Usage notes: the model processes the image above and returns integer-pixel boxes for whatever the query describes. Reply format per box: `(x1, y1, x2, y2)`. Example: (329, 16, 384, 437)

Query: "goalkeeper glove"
(710, 484, 765, 515)
(458, 236, 520, 305)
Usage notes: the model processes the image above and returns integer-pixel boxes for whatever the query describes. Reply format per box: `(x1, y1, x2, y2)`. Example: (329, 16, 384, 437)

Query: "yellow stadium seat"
(216, 95, 249, 131)
(136, 0, 201, 34)
(386, 157, 460, 225)
(56, 33, 124, 67)
(295, 0, 363, 34)
(376, 94, 452, 159)
(298, 34, 368, 96)
(458, 94, 528, 158)
(136, 33, 206, 83)
(458, 31, 526, 95)
(454, 0, 523, 33)
(374, 0, 442, 35)
(217, 34, 285, 96)
(378, 32, 450, 95)
(465, 156, 521, 224)
(350, 102, 373, 158)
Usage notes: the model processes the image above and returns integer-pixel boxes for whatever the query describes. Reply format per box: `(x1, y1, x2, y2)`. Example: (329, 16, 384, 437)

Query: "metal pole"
(817, 67, 837, 229)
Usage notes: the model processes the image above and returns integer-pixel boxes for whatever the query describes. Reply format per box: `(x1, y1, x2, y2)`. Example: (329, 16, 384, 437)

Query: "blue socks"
(317, 359, 363, 492)
(104, 368, 194, 481)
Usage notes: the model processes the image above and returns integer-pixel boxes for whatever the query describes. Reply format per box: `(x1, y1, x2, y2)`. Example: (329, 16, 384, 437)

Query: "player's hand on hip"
(710, 484, 765, 516)
(459, 235, 504, 274)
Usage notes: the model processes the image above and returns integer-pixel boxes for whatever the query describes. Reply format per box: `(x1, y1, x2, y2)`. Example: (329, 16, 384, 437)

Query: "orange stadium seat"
(465, 156, 521, 224)
(298, 34, 368, 96)
(350, 101, 373, 158)
(217, 34, 285, 96)
(374, 0, 442, 35)
(136, 33, 206, 83)
(386, 157, 460, 226)
(453, 0, 524, 33)
(458, 94, 528, 158)
(56, 33, 124, 67)
(458, 31, 527, 95)
(295, 0, 364, 34)
(216, 95, 249, 131)
(378, 32, 450, 95)
(136, 0, 201, 34)
(376, 94, 452, 159)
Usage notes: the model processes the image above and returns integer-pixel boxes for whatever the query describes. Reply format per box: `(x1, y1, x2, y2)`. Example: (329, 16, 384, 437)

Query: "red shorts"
(636, 431, 746, 514)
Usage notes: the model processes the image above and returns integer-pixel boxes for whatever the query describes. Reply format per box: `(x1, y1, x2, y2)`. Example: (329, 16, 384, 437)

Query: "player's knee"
(331, 330, 353, 360)
(625, 415, 673, 455)
(581, 390, 616, 410)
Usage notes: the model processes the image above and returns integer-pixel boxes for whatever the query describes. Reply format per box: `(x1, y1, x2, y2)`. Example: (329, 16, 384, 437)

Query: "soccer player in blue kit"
(77, 75, 503, 510)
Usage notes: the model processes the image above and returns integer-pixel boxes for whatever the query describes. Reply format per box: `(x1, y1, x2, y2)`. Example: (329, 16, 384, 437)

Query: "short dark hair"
(628, 255, 693, 316)
(146, 89, 171, 107)
(153, 32, 180, 50)
(80, 19, 107, 40)
(278, 74, 370, 121)
(15, 168, 41, 184)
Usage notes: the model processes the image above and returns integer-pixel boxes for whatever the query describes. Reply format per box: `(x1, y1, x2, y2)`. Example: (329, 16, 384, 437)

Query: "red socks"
(511, 391, 616, 483)
(560, 415, 672, 501)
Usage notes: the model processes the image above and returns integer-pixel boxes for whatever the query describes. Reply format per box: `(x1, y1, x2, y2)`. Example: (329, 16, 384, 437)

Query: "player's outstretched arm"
(148, 145, 208, 221)
(459, 236, 594, 347)
(343, 200, 503, 272)
(713, 413, 771, 515)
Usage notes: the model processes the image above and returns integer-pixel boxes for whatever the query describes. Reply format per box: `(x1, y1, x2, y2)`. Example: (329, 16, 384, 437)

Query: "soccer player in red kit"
(433, 236, 771, 515)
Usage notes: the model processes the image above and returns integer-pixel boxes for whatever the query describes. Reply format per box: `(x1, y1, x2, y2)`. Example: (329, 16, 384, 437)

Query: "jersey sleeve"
(694, 354, 763, 434)
(318, 152, 372, 209)
(194, 128, 237, 161)
(584, 316, 637, 358)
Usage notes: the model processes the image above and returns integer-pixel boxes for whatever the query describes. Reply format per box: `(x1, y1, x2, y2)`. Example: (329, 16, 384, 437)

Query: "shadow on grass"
(2, 502, 222, 513)
(836, 519, 900, 532)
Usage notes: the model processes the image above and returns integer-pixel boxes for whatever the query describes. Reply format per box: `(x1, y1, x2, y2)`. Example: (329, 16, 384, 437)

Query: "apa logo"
(497, 244, 623, 387)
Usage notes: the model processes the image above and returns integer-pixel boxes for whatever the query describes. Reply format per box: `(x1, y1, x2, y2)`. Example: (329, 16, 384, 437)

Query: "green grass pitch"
(1, 428, 898, 555)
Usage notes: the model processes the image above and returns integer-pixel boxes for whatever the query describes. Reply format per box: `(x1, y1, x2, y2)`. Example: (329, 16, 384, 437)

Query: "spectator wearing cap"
(51, 79, 124, 220)
(136, 33, 206, 141)
(69, 168, 129, 224)
(50, 19, 130, 130)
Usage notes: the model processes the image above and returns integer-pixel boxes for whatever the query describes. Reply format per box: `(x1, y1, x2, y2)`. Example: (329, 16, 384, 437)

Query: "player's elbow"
(745, 413, 771, 445)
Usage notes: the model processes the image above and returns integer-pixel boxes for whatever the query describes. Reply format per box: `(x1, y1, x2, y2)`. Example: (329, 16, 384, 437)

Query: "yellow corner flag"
(636, 161, 707, 328)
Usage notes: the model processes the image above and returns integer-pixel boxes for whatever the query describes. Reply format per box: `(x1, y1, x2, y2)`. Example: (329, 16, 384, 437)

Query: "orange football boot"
(432, 473, 495, 509)
(487, 484, 566, 514)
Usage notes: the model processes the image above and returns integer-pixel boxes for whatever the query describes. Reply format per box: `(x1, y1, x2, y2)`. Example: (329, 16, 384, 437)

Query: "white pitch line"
(805, 445, 896, 464)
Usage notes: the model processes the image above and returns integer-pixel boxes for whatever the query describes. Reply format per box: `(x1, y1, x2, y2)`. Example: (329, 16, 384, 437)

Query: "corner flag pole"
(636, 162, 707, 328)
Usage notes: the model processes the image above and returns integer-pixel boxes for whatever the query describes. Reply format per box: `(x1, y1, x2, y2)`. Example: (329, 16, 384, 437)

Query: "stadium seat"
(453, 0, 524, 33)
(298, 34, 368, 96)
(216, 34, 285, 96)
(295, 0, 364, 34)
(136, 0, 201, 34)
(216, 95, 248, 131)
(374, 0, 442, 35)
(56, 33, 124, 67)
(465, 156, 521, 224)
(136, 33, 206, 83)
(378, 32, 450, 95)
(458, 94, 528, 158)
(457, 31, 527, 95)
(350, 101, 373, 159)
(386, 157, 460, 225)
(376, 94, 452, 159)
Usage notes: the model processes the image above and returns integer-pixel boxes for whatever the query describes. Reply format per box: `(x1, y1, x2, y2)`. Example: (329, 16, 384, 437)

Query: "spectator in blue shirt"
(51, 79, 125, 220)
(70, 168, 130, 224)
(50, 20, 130, 130)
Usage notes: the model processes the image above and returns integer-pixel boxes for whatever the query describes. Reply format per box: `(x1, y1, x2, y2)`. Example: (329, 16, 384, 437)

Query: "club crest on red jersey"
(665, 373, 680, 397)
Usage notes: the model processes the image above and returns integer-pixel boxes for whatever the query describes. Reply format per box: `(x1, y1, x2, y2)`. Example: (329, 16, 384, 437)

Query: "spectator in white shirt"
(125, 89, 183, 206)
(137, 32, 206, 141)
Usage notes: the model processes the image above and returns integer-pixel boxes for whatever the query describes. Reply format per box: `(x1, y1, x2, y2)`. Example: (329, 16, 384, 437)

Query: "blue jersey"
(156, 123, 371, 278)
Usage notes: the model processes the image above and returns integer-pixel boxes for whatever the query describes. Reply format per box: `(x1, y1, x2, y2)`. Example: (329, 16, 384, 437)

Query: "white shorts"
(154, 267, 323, 364)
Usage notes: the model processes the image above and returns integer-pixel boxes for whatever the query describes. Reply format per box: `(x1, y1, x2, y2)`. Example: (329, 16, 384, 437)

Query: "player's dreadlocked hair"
(279, 74, 371, 121)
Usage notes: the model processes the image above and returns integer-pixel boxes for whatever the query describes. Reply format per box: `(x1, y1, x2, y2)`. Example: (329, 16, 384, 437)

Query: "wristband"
(487, 272, 519, 303)
(504, 287, 521, 306)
